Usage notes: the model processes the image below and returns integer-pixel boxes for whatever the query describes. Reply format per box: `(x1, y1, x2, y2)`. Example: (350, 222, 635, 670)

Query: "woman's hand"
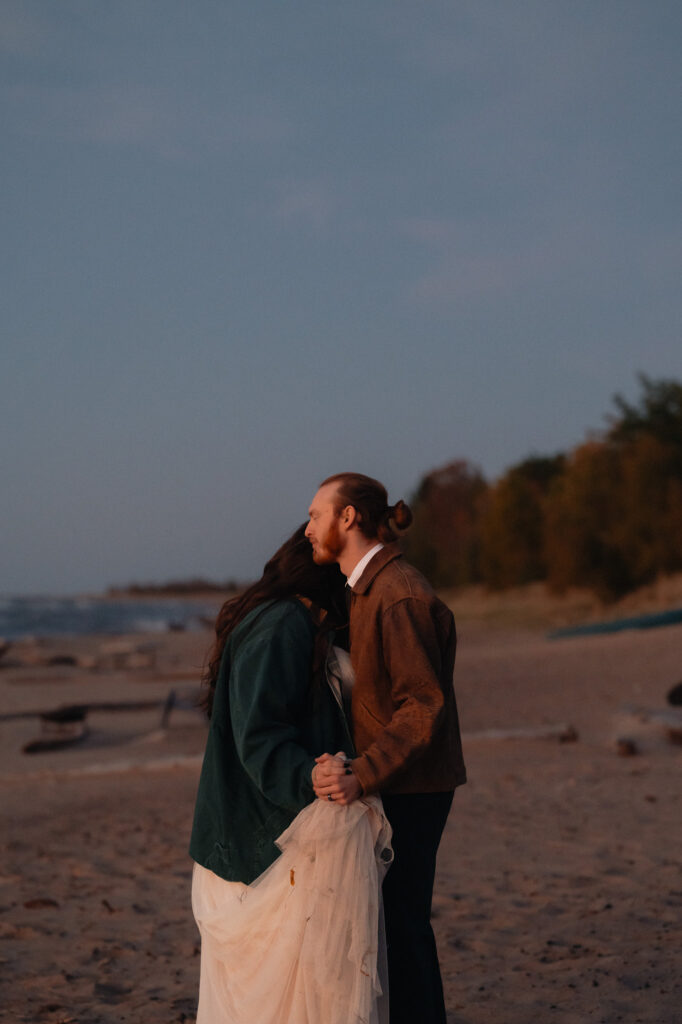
(312, 752, 362, 805)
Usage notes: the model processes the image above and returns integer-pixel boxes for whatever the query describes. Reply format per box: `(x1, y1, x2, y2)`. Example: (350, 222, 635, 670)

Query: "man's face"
(306, 484, 346, 565)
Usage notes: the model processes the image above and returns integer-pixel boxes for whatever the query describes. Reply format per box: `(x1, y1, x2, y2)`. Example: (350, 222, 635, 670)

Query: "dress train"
(192, 796, 393, 1024)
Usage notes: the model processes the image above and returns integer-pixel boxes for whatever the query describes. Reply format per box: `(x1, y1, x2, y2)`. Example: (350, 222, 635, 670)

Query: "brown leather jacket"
(348, 545, 467, 795)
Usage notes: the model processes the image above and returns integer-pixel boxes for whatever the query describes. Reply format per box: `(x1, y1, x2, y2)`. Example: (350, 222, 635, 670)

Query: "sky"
(2, 1, 681, 594)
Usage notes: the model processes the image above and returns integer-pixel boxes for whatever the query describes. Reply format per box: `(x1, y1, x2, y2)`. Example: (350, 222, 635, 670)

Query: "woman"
(189, 525, 392, 1024)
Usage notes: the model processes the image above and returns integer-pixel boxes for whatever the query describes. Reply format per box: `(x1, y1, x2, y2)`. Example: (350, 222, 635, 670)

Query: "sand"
(0, 613, 680, 1023)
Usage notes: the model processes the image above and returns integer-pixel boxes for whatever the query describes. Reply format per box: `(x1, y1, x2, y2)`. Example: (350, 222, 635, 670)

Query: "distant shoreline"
(105, 587, 240, 602)
(4, 570, 682, 639)
(105, 577, 245, 600)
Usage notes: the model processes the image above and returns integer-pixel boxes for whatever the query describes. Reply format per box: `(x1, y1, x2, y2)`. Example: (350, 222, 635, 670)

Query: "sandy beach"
(1, 603, 680, 1024)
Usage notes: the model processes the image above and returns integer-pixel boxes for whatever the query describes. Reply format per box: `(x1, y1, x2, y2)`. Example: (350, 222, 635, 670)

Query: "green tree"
(403, 460, 487, 587)
(479, 455, 564, 588)
(613, 433, 682, 583)
(544, 441, 632, 600)
(607, 374, 682, 583)
(610, 374, 682, 461)
(406, 374, 682, 599)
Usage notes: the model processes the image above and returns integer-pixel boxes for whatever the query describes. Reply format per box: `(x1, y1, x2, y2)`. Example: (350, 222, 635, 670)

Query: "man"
(306, 472, 467, 1024)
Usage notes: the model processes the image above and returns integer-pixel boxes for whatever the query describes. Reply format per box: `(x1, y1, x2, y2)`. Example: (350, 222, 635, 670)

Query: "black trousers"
(381, 791, 454, 1024)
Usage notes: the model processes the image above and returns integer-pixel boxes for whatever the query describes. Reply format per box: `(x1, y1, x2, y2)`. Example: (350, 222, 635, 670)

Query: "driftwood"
(0, 641, 154, 672)
(159, 689, 201, 727)
(2, 691, 202, 724)
(619, 704, 682, 746)
(13, 689, 202, 755)
(1, 699, 166, 724)
(23, 716, 89, 754)
(96, 641, 157, 670)
(462, 723, 578, 743)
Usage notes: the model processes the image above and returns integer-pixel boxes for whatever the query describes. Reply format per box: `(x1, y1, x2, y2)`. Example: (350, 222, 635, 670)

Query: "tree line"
(403, 375, 682, 600)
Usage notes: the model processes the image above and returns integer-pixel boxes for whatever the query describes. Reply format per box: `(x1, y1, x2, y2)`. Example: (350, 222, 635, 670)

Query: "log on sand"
(463, 723, 578, 743)
(10, 690, 202, 755)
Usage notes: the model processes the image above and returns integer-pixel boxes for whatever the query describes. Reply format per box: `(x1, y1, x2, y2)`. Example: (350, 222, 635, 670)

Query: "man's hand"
(312, 751, 362, 805)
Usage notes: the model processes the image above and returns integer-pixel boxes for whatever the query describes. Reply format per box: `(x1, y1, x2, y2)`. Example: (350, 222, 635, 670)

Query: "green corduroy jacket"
(189, 598, 353, 884)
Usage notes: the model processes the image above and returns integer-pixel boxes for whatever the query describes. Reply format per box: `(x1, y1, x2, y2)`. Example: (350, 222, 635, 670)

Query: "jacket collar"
(351, 543, 403, 594)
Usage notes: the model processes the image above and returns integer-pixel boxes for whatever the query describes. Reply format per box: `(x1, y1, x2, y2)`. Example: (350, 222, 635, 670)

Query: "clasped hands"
(312, 751, 362, 805)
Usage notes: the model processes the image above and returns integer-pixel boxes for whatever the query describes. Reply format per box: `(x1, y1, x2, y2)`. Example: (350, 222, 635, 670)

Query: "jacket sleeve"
(228, 610, 317, 813)
(351, 597, 448, 794)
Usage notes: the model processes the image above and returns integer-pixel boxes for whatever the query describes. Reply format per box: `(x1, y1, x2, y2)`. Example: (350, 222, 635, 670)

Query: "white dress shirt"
(347, 543, 384, 589)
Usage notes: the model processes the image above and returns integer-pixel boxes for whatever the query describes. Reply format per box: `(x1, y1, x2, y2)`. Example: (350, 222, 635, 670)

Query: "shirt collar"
(347, 543, 384, 589)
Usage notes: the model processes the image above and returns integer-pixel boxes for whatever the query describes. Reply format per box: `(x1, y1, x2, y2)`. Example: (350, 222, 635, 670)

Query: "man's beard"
(312, 517, 344, 564)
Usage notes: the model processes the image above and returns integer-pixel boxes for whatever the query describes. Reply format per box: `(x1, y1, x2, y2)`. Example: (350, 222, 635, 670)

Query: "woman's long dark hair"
(200, 524, 346, 716)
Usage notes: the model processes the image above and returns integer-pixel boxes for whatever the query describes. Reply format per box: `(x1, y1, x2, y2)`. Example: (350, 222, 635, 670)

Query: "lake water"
(0, 595, 221, 640)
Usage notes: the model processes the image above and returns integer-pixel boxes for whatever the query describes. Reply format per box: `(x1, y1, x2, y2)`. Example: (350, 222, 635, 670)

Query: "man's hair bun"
(391, 499, 413, 531)
(319, 472, 412, 543)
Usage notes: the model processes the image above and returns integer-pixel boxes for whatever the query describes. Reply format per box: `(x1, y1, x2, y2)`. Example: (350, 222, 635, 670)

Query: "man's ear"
(340, 504, 358, 531)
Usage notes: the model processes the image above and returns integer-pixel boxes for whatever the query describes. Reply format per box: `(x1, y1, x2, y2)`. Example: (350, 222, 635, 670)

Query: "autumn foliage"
(404, 376, 682, 600)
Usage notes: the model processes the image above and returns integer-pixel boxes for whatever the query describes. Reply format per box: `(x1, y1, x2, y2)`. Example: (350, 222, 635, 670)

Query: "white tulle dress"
(192, 795, 393, 1024)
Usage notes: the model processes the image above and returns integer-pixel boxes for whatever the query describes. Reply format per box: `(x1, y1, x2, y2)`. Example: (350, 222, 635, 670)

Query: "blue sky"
(2, 1, 681, 593)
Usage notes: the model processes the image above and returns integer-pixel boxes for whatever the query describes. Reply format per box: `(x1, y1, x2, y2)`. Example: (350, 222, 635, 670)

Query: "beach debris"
(97, 640, 157, 670)
(463, 722, 578, 743)
(657, 712, 682, 745)
(667, 681, 682, 706)
(615, 737, 639, 757)
(45, 652, 97, 669)
(46, 654, 79, 666)
(23, 897, 60, 909)
(619, 704, 682, 746)
(0, 644, 96, 670)
(16, 688, 202, 754)
(1, 698, 164, 725)
(0, 641, 44, 668)
(159, 688, 201, 727)
(22, 706, 89, 754)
